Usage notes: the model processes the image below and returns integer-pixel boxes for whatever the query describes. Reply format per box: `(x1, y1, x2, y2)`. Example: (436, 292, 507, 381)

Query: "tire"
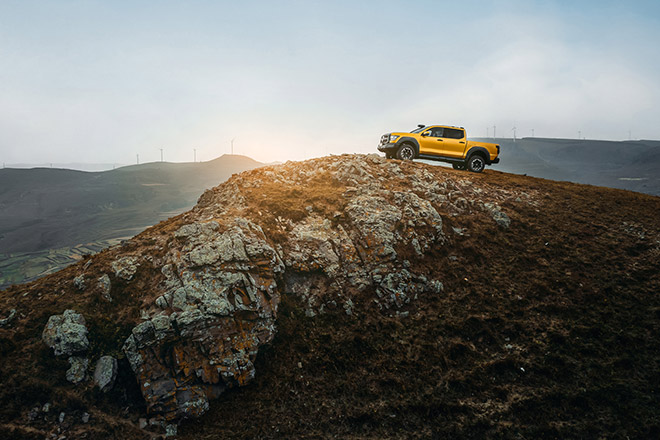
(396, 144, 415, 160)
(466, 154, 486, 173)
(452, 163, 466, 170)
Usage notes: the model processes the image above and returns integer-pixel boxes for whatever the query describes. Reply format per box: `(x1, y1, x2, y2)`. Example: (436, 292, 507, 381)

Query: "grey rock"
(93, 356, 118, 392)
(0, 309, 16, 328)
(111, 256, 139, 281)
(98, 274, 112, 302)
(73, 275, 86, 291)
(155, 295, 169, 309)
(42, 310, 89, 356)
(66, 356, 89, 384)
(165, 424, 178, 437)
(483, 203, 511, 228)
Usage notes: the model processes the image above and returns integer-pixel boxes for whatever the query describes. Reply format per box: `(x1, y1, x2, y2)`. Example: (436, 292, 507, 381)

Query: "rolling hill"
(482, 137, 660, 196)
(0, 155, 263, 288)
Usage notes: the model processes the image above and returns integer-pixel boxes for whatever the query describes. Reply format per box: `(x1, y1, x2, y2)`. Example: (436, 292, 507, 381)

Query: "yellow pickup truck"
(377, 124, 500, 172)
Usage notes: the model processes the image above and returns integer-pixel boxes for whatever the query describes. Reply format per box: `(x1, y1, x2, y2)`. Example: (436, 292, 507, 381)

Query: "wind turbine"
(512, 126, 517, 142)
(159, 148, 164, 162)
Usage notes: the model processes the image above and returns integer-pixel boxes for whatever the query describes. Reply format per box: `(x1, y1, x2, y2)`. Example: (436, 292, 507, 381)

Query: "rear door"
(441, 127, 468, 158)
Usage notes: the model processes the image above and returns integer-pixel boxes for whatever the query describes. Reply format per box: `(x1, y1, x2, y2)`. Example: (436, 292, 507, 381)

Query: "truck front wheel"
(396, 144, 415, 160)
(467, 154, 486, 173)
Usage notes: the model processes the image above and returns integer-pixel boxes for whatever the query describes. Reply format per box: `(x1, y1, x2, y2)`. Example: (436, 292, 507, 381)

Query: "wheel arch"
(466, 146, 490, 163)
(396, 137, 420, 157)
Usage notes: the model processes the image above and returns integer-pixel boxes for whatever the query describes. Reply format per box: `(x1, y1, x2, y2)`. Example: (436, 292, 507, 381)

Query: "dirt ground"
(1, 158, 660, 439)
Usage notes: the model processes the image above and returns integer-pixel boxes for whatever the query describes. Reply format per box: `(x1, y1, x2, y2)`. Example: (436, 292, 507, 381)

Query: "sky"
(1, 0, 660, 165)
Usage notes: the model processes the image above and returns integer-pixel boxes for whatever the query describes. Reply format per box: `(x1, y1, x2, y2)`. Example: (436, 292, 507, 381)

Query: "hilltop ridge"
(1, 154, 659, 439)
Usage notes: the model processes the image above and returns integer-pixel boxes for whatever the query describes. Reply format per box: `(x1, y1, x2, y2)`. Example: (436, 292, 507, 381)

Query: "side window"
(430, 127, 444, 137)
(443, 128, 465, 139)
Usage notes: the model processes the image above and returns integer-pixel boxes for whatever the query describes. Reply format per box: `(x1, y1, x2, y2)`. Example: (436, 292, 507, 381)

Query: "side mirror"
(421, 132, 429, 137)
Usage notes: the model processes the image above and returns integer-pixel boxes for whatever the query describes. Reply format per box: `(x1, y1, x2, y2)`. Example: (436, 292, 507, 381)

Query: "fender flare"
(395, 137, 420, 156)
(465, 146, 491, 163)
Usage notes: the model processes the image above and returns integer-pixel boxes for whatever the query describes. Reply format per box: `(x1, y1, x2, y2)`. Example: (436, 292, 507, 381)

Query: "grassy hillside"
(0, 155, 658, 439)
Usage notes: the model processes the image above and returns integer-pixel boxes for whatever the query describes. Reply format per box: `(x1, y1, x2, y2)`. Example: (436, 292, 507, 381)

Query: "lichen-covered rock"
(66, 356, 89, 384)
(42, 310, 89, 356)
(112, 256, 139, 281)
(73, 274, 86, 291)
(93, 356, 118, 392)
(98, 274, 112, 302)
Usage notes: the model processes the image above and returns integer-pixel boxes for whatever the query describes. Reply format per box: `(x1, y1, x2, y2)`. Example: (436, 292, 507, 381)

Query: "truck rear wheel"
(396, 144, 415, 160)
(467, 154, 486, 173)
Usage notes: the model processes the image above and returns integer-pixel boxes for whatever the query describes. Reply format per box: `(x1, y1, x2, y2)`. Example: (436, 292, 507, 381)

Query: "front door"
(418, 126, 445, 155)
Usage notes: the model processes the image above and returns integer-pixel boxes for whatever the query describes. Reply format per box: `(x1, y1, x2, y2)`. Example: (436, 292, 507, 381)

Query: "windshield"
(410, 126, 426, 133)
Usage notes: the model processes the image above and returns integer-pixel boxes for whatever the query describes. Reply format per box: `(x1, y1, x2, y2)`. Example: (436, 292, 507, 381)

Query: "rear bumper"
(490, 157, 500, 164)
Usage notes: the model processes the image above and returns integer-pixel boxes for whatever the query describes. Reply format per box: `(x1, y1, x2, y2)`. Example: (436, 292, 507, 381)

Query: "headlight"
(389, 135, 399, 142)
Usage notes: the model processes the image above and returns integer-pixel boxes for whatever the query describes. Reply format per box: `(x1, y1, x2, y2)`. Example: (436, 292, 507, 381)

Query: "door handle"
(436, 139, 443, 141)
(459, 141, 465, 144)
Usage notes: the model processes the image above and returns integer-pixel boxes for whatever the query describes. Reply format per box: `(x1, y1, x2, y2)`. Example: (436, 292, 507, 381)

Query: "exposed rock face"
(42, 310, 89, 356)
(122, 218, 282, 420)
(109, 155, 522, 421)
(94, 356, 118, 392)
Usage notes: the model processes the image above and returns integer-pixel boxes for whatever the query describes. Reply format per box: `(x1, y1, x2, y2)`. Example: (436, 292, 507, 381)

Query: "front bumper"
(378, 143, 398, 152)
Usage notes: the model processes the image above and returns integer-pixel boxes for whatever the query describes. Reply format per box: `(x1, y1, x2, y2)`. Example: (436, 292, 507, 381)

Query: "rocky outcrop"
(59, 155, 524, 422)
(121, 218, 282, 420)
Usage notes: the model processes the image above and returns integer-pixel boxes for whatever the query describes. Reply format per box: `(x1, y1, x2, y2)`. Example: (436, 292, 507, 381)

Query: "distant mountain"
(0, 155, 263, 287)
(477, 137, 660, 196)
(4, 162, 128, 172)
